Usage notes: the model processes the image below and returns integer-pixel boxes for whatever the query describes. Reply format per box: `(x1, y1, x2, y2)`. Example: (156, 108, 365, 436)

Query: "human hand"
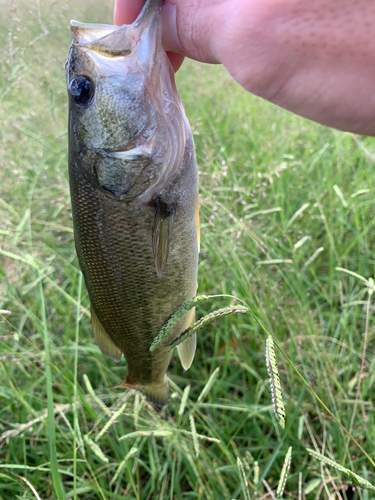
(114, 0, 186, 71)
(114, 0, 375, 136)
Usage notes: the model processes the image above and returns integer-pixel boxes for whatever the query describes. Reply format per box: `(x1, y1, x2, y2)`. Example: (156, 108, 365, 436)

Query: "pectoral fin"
(91, 305, 122, 362)
(152, 200, 176, 278)
(177, 307, 196, 370)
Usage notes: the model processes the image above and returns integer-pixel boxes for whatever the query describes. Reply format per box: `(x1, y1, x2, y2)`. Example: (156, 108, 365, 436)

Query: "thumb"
(162, 1, 221, 64)
(114, 0, 144, 25)
(113, 0, 220, 68)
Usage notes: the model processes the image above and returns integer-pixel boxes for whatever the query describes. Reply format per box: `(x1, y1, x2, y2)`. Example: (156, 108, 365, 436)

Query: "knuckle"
(177, 1, 211, 62)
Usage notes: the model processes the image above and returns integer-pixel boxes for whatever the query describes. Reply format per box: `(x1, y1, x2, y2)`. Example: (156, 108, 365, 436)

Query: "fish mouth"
(70, 0, 162, 51)
(134, 0, 162, 27)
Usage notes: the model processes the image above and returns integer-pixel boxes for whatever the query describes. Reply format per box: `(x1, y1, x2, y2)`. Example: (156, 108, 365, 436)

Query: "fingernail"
(162, 4, 183, 53)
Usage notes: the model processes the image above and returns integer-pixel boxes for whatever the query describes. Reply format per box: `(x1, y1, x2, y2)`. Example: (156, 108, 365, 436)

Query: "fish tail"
(110, 375, 169, 407)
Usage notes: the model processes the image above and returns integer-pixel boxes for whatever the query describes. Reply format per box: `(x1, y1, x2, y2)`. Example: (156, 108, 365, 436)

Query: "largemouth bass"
(66, 0, 199, 406)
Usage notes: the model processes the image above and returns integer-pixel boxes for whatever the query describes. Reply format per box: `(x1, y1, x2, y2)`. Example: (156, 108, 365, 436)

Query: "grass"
(1, 0, 375, 498)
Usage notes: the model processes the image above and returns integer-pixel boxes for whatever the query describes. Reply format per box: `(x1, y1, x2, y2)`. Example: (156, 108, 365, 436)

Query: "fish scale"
(69, 139, 198, 397)
(66, 0, 199, 405)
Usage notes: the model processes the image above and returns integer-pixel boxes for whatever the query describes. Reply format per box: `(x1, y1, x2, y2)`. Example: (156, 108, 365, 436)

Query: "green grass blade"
(253, 461, 260, 486)
(336, 267, 375, 291)
(168, 306, 248, 351)
(237, 457, 251, 500)
(150, 295, 209, 351)
(246, 306, 375, 470)
(189, 415, 200, 457)
(276, 446, 292, 498)
(111, 447, 138, 486)
(83, 436, 109, 464)
(178, 384, 190, 419)
(83, 374, 111, 417)
(73, 272, 82, 500)
(39, 281, 65, 500)
(197, 367, 220, 403)
(265, 336, 286, 429)
(307, 448, 375, 491)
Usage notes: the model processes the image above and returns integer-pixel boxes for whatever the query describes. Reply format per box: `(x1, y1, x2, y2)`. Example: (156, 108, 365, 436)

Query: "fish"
(65, 0, 199, 406)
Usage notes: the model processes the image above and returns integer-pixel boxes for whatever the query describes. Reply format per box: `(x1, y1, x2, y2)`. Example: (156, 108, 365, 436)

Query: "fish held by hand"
(66, 0, 199, 406)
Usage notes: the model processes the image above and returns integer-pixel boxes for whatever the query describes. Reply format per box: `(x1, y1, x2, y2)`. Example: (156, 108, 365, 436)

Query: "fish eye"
(69, 75, 94, 105)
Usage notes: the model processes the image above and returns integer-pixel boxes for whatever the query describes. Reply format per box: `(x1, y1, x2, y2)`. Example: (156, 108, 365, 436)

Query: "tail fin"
(110, 375, 169, 407)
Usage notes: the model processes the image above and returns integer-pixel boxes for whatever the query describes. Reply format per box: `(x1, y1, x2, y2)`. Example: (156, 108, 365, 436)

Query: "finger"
(114, 0, 186, 72)
(114, 0, 144, 25)
(162, 4, 184, 72)
(163, 0, 221, 64)
(167, 52, 185, 72)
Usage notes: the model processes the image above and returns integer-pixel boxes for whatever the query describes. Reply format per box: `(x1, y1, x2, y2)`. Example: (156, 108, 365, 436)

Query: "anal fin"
(177, 307, 196, 370)
(152, 199, 176, 278)
(91, 305, 122, 363)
